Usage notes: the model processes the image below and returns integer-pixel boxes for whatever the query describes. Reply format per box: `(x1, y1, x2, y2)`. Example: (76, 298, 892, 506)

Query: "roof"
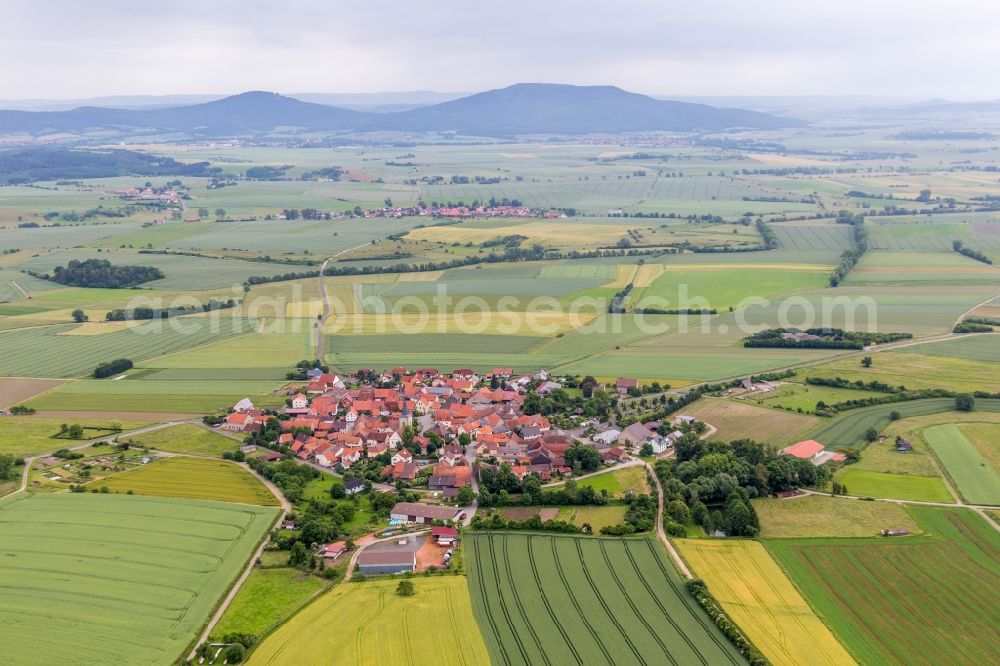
(390, 502, 461, 521)
(781, 439, 825, 459)
(431, 526, 458, 537)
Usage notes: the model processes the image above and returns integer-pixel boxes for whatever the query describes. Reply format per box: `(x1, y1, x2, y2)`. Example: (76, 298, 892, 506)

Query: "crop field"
(868, 217, 1000, 251)
(807, 398, 1000, 450)
(95, 456, 279, 505)
(681, 397, 820, 445)
(0, 316, 254, 378)
(766, 507, 1000, 666)
(125, 424, 239, 457)
(0, 492, 278, 665)
(845, 251, 1000, 286)
(465, 532, 743, 666)
(769, 222, 853, 251)
(634, 266, 830, 310)
(0, 377, 65, 408)
(897, 333, 1000, 364)
(836, 468, 953, 503)
(0, 416, 151, 457)
(924, 423, 1000, 505)
(676, 539, 855, 666)
(247, 577, 490, 666)
(753, 495, 920, 538)
(24, 378, 285, 413)
(213, 567, 328, 638)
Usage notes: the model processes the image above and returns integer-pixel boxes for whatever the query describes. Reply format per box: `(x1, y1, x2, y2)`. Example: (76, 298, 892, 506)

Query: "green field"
(123, 424, 239, 457)
(924, 423, 1000, 505)
(247, 577, 490, 666)
(25, 378, 285, 413)
(748, 382, 890, 413)
(465, 532, 744, 665)
(837, 468, 954, 503)
(0, 416, 151, 457)
(95, 456, 279, 505)
(0, 492, 278, 665)
(564, 465, 650, 499)
(212, 567, 328, 638)
(767, 507, 1000, 666)
(807, 398, 1000, 450)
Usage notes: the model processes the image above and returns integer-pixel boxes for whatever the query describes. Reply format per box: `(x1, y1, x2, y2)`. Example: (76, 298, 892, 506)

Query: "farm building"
(390, 502, 462, 524)
(780, 439, 846, 466)
(592, 429, 621, 445)
(345, 478, 366, 495)
(432, 526, 458, 546)
(318, 541, 346, 560)
(357, 550, 416, 575)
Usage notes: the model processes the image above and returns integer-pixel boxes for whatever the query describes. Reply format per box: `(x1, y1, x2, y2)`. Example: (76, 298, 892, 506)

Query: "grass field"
(212, 567, 328, 638)
(676, 539, 855, 666)
(807, 398, 1000, 450)
(247, 577, 490, 666)
(754, 495, 920, 538)
(564, 504, 627, 531)
(0, 416, 151, 457)
(465, 532, 744, 666)
(567, 465, 650, 499)
(767, 507, 1000, 666)
(682, 397, 821, 445)
(924, 423, 1000, 505)
(24, 378, 286, 413)
(95, 456, 279, 505)
(747, 382, 889, 413)
(0, 492, 278, 665)
(123, 424, 239, 458)
(836, 468, 954, 503)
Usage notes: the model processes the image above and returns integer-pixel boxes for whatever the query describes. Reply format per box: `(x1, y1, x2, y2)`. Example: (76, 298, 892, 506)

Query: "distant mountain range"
(0, 84, 803, 139)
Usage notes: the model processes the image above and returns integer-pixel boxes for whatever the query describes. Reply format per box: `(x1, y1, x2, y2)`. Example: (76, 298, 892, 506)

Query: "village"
(218, 366, 848, 578)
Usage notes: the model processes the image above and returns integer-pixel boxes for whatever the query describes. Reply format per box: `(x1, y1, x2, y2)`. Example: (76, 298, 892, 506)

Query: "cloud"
(2, 0, 998, 99)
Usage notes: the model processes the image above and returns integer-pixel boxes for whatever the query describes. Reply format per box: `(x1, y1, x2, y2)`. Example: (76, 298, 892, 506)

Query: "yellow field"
(247, 577, 490, 666)
(284, 300, 324, 318)
(602, 264, 639, 289)
(408, 221, 631, 246)
(633, 263, 665, 287)
(324, 311, 596, 335)
(396, 270, 445, 282)
(677, 539, 856, 666)
(682, 397, 821, 445)
(57, 321, 135, 336)
(96, 456, 279, 505)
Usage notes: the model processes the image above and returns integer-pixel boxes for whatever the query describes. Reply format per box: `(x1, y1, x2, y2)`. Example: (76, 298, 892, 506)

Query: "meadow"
(747, 382, 890, 413)
(924, 423, 1000, 505)
(0, 492, 278, 665)
(676, 539, 855, 666)
(552, 464, 650, 499)
(753, 495, 920, 538)
(836, 468, 954, 503)
(766, 507, 1000, 666)
(465, 532, 743, 666)
(95, 456, 279, 505)
(680, 397, 820, 445)
(247, 577, 490, 666)
(212, 567, 329, 639)
(0, 415, 151, 457)
(124, 424, 239, 457)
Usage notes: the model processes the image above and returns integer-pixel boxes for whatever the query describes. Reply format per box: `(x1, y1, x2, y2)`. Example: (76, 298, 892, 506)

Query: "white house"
(290, 393, 308, 409)
(232, 398, 254, 413)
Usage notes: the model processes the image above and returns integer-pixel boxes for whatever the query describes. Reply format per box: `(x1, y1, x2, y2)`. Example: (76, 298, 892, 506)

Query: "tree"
(639, 442, 654, 457)
(955, 393, 975, 412)
(457, 485, 474, 506)
(288, 541, 310, 567)
(864, 427, 879, 443)
(67, 423, 84, 439)
(563, 444, 600, 472)
(214, 208, 226, 219)
(396, 580, 415, 596)
(71, 309, 88, 323)
(889, 411, 901, 421)
(861, 356, 872, 368)
(666, 499, 690, 525)
(329, 479, 346, 499)
(223, 643, 246, 664)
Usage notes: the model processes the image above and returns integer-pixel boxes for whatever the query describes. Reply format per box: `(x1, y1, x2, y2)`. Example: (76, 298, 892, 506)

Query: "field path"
(644, 461, 692, 579)
(316, 242, 385, 361)
(9, 280, 29, 299)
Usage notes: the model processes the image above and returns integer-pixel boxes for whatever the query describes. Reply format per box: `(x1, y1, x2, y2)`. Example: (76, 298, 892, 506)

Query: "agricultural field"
(247, 577, 490, 666)
(0, 377, 65, 408)
(681, 397, 821, 445)
(924, 423, 1000, 505)
(807, 398, 1000, 450)
(744, 382, 890, 413)
(0, 492, 278, 665)
(767, 507, 1000, 666)
(0, 416, 150, 457)
(676, 539, 855, 666)
(212, 567, 329, 638)
(465, 532, 744, 666)
(94, 456, 279, 505)
(753, 495, 920, 538)
(122, 423, 239, 457)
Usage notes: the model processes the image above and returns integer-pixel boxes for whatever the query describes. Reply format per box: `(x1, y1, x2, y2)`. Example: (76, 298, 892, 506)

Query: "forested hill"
(0, 85, 804, 139)
(0, 148, 220, 184)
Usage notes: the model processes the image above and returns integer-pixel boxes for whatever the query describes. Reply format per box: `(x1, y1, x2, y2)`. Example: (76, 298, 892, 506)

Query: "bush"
(94, 358, 133, 379)
(223, 643, 246, 664)
(955, 393, 976, 412)
(396, 580, 415, 596)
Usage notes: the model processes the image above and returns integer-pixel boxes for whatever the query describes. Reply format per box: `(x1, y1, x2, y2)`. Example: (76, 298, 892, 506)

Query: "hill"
(0, 85, 802, 138)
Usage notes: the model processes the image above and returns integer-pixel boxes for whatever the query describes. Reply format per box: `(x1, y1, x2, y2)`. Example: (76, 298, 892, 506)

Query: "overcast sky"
(3, 0, 998, 100)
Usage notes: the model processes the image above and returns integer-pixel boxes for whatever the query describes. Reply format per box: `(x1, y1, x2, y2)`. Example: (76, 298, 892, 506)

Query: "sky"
(3, 0, 998, 100)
